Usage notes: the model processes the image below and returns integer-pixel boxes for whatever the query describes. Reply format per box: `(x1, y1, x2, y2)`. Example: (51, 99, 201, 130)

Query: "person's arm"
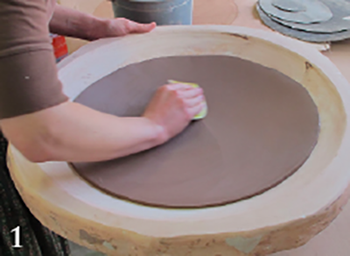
(49, 4, 156, 40)
(0, 0, 204, 163)
(0, 84, 204, 163)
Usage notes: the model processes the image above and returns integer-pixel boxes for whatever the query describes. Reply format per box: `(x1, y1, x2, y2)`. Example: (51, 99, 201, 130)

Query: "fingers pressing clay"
(176, 87, 203, 99)
(168, 80, 208, 120)
(183, 95, 205, 108)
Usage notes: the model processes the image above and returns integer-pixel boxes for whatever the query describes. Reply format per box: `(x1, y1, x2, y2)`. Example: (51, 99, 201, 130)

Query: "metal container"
(111, 0, 193, 25)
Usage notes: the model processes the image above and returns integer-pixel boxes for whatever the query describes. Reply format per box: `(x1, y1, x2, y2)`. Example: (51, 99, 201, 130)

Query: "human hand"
(102, 18, 156, 38)
(143, 83, 205, 143)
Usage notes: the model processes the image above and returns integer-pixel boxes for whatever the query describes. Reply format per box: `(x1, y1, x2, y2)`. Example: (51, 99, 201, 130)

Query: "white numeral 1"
(11, 226, 23, 248)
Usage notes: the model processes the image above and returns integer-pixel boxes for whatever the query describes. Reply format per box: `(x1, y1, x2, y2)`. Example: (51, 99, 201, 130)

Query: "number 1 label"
(11, 226, 23, 248)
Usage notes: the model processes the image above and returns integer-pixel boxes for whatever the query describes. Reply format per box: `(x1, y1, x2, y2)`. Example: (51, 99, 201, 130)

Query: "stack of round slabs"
(257, 0, 350, 42)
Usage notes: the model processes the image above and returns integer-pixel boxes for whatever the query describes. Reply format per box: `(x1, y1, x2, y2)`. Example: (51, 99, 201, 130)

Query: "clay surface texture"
(72, 55, 320, 208)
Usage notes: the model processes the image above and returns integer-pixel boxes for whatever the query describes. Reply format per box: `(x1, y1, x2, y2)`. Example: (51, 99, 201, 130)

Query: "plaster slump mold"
(7, 26, 350, 256)
(72, 55, 320, 208)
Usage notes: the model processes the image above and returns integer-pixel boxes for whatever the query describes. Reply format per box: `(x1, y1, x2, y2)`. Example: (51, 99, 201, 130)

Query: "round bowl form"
(7, 25, 350, 256)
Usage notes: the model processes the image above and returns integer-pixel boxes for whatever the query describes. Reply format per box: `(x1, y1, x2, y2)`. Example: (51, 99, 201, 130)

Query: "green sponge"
(168, 80, 208, 120)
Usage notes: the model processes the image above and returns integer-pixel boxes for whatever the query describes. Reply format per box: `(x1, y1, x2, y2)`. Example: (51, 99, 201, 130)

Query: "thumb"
(127, 21, 157, 33)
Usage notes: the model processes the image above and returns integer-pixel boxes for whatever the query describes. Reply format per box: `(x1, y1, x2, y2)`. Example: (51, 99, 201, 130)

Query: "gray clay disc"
(259, 0, 333, 24)
(272, 0, 306, 12)
(269, 0, 350, 34)
(257, 4, 350, 42)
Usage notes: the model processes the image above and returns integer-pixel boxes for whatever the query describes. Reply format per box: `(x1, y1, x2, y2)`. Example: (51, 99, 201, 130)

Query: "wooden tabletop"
(228, 0, 350, 82)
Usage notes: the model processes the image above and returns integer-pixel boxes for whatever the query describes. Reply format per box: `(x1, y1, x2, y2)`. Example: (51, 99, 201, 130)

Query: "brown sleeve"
(0, 0, 68, 119)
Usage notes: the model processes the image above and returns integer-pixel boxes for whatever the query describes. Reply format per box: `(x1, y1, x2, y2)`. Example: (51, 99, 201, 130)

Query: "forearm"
(0, 102, 165, 163)
(49, 4, 107, 40)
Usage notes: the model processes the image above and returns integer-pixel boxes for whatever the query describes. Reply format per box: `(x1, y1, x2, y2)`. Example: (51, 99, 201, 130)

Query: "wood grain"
(193, 0, 238, 25)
